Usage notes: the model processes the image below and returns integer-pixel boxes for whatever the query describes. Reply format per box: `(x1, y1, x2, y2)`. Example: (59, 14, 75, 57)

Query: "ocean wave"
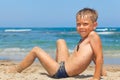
(96, 28, 118, 32)
(109, 28, 116, 31)
(103, 50, 120, 57)
(0, 48, 30, 60)
(96, 28, 108, 32)
(98, 32, 120, 35)
(0, 48, 30, 55)
(4, 29, 32, 32)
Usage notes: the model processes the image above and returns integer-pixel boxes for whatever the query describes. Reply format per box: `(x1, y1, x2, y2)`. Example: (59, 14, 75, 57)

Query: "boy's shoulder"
(88, 31, 100, 41)
(89, 31, 97, 36)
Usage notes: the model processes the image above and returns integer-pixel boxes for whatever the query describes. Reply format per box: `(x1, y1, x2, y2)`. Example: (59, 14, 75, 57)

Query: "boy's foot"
(5, 65, 22, 73)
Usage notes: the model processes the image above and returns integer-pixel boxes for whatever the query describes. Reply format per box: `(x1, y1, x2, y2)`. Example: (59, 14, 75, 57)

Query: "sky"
(0, 0, 120, 28)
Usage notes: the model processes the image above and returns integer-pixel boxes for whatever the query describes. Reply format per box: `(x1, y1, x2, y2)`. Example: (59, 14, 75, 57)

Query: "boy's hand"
(101, 68, 107, 76)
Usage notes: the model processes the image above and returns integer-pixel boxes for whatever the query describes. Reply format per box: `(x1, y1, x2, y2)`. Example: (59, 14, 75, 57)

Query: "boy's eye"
(77, 23, 81, 26)
(83, 23, 88, 26)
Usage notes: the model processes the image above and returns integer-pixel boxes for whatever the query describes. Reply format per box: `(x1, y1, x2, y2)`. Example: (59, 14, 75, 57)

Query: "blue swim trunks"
(52, 61, 69, 78)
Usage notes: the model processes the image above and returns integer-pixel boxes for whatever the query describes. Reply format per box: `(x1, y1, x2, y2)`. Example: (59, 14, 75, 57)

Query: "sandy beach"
(0, 60, 119, 80)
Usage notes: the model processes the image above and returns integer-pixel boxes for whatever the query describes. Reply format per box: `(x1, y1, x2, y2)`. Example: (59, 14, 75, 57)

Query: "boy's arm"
(89, 32, 103, 80)
(92, 58, 107, 76)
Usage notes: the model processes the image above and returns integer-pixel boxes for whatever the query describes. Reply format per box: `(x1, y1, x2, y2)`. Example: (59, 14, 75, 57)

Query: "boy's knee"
(32, 46, 41, 53)
(31, 46, 42, 57)
(57, 39, 65, 43)
(33, 46, 39, 50)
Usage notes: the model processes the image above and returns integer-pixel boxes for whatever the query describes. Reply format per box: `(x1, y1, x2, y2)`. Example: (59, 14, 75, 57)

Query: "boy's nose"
(80, 25, 84, 28)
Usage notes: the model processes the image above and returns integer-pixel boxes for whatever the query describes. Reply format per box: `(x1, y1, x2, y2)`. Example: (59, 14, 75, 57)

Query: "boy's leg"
(56, 39, 69, 63)
(8, 47, 59, 76)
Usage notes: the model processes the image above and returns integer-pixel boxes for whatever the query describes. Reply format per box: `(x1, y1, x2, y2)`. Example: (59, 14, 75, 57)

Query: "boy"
(7, 8, 106, 80)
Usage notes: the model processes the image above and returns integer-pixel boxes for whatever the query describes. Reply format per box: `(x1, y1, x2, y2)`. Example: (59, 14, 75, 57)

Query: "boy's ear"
(93, 22, 98, 30)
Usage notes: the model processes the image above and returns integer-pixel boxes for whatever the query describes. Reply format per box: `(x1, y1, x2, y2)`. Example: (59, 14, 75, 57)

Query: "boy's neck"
(81, 35, 88, 41)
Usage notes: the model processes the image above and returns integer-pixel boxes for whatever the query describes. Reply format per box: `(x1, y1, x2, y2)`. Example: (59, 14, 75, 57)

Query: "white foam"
(109, 28, 116, 31)
(98, 32, 113, 34)
(4, 29, 32, 32)
(96, 28, 108, 32)
(0, 48, 30, 55)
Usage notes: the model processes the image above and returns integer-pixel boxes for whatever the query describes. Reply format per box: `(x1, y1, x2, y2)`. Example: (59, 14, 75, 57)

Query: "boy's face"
(76, 16, 97, 38)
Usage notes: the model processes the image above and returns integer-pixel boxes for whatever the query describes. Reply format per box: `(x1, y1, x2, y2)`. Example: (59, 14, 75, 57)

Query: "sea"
(0, 27, 120, 64)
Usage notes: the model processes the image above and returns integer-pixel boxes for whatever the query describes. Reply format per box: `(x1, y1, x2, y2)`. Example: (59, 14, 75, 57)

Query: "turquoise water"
(0, 27, 120, 64)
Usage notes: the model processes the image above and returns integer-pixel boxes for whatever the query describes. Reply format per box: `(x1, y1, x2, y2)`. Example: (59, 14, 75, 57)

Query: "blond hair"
(76, 8, 98, 22)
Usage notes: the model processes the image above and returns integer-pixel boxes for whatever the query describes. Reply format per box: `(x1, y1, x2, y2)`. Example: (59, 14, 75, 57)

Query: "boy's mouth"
(79, 30, 86, 33)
